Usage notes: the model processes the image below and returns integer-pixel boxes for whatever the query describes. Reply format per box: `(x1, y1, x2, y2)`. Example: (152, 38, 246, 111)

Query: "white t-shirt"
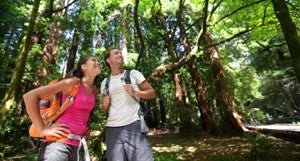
(100, 70, 146, 127)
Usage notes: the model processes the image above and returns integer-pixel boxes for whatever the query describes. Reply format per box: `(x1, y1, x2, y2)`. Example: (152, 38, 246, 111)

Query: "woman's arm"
(23, 78, 79, 137)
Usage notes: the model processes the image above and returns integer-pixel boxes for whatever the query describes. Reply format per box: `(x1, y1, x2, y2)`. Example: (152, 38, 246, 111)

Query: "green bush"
(154, 154, 180, 161)
(245, 134, 277, 160)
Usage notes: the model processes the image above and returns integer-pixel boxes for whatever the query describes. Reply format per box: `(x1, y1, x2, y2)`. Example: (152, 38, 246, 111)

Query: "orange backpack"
(29, 79, 80, 141)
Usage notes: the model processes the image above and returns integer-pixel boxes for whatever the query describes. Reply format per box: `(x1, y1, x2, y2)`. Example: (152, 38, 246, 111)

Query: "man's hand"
(124, 84, 136, 96)
(101, 95, 111, 112)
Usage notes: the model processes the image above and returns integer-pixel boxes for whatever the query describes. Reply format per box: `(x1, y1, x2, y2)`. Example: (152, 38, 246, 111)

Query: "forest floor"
(148, 128, 300, 161)
(3, 128, 300, 161)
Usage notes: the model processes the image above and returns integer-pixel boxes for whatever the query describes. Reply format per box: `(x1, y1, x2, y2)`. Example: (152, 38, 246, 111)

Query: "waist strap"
(68, 134, 90, 161)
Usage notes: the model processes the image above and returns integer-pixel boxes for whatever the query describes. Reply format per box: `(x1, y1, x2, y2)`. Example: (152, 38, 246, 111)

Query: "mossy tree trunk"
(271, 0, 300, 81)
(0, 0, 41, 127)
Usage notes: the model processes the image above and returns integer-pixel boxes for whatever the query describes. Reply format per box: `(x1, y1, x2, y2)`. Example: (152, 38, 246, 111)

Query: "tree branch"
(213, 0, 266, 26)
(53, 0, 78, 13)
(149, 54, 195, 82)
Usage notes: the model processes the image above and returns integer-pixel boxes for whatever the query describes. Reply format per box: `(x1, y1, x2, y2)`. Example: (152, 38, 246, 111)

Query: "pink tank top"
(57, 82, 96, 146)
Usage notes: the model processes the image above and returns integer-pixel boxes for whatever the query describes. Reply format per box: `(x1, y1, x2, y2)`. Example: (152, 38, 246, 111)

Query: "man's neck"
(111, 67, 124, 76)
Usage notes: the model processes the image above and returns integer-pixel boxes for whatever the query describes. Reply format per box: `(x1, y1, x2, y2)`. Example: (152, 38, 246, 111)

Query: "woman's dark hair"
(72, 55, 94, 79)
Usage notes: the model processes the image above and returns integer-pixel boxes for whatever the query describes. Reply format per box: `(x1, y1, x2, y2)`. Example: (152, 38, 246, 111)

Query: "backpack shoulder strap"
(67, 79, 80, 97)
(48, 79, 80, 124)
(104, 70, 131, 95)
(104, 76, 110, 95)
(124, 69, 132, 84)
(124, 69, 140, 103)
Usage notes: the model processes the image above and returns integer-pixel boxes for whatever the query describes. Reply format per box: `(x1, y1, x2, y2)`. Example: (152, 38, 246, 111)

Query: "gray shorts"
(105, 120, 154, 161)
(38, 142, 84, 161)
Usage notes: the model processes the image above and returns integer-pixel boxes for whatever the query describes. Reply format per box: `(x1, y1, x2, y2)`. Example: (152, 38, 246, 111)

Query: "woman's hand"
(41, 123, 70, 138)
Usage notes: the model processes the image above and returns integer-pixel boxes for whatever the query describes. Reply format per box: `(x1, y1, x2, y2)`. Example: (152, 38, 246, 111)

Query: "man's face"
(107, 49, 124, 66)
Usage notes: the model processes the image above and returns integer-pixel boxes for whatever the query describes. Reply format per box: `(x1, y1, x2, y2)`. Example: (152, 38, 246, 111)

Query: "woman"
(23, 55, 101, 161)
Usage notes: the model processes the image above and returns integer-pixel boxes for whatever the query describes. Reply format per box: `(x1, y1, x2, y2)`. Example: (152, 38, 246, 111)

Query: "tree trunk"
(176, 1, 217, 132)
(172, 71, 193, 132)
(159, 98, 167, 127)
(133, 0, 146, 69)
(200, 31, 247, 133)
(188, 56, 215, 132)
(39, 0, 64, 79)
(66, 4, 89, 76)
(0, 0, 41, 126)
(154, 6, 195, 132)
(66, 28, 79, 76)
(121, 8, 129, 65)
(179, 72, 193, 132)
(271, 0, 300, 81)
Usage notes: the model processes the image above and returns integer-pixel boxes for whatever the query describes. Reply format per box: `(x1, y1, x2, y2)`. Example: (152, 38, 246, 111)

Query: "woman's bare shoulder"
(59, 77, 80, 85)
(53, 77, 81, 92)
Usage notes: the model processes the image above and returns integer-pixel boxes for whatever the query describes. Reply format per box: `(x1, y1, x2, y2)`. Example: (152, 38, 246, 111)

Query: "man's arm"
(124, 80, 156, 100)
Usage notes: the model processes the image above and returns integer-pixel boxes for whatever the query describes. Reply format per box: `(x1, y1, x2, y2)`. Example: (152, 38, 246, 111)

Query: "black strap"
(105, 70, 147, 118)
(104, 76, 110, 95)
(124, 69, 131, 84)
(124, 70, 139, 103)
(104, 70, 131, 95)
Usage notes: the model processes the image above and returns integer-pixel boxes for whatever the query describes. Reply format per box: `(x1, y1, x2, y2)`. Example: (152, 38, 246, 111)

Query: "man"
(100, 47, 156, 161)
